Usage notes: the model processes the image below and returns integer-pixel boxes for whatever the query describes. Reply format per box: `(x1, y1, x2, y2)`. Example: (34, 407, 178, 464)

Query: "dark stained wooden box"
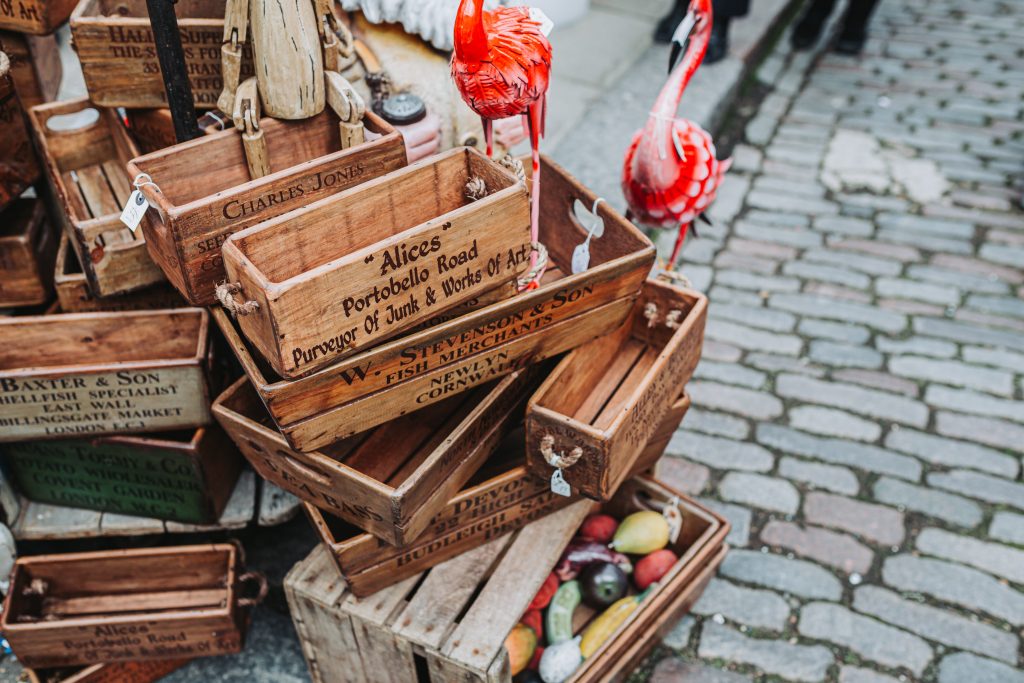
(0, 198, 58, 308)
(0, 31, 61, 108)
(0, 0, 77, 34)
(0, 61, 39, 213)
(526, 280, 707, 500)
(25, 658, 189, 683)
(2, 544, 260, 668)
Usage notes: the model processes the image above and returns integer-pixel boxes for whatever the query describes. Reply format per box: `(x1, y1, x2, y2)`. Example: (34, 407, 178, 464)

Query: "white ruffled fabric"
(338, 0, 503, 50)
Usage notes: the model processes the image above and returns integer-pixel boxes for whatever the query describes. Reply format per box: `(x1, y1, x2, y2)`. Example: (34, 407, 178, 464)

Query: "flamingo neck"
(455, 0, 489, 63)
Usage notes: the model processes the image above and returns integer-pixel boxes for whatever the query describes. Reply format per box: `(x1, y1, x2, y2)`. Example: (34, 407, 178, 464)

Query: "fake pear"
(609, 511, 670, 554)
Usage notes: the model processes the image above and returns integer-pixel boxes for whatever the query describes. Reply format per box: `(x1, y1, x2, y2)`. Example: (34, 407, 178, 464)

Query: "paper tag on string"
(664, 498, 682, 544)
(119, 190, 149, 233)
(550, 469, 571, 497)
(529, 7, 555, 36)
(571, 242, 590, 274)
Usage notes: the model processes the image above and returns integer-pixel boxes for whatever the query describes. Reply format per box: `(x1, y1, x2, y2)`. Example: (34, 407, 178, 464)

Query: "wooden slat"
(592, 345, 661, 430)
(75, 164, 120, 218)
(41, 588, 225, 618)
(101, 159, 132, 207)
(573, 338, 647, 425)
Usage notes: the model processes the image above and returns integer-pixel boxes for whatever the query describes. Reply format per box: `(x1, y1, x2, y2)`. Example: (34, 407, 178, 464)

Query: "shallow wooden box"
(635, 391, 691, 473)
(127, 109, 405, 306)
(213, 366, 541, 546)
(307, 391, 692, 597)
(222, 147, 531, 379)
(1, 544, 260, 668)
(0, 63, 39, 213)
(212, 154, 655, 452)
(0, 308, 213, 441)
(286, 475, 728, 683)
(0, 198, 58, 308)
(3, 425, 242, 524)
(0, 0, 76, 33)
(28, 98, 165, 297)
(0, 31, 61, 108)
(25, 658, 189, 683)
(70, 0, 253, 109)
(53, 232, 185, 313)
(526, 280, 707, 501)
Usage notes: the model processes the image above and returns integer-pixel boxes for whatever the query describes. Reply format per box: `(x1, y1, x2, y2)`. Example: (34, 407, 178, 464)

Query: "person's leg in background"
(655, 0, 751, 64)
(791, 0, 880, 54)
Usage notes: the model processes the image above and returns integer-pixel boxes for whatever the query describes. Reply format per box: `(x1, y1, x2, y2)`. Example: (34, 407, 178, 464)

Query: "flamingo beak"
(669, 10, 698, 73)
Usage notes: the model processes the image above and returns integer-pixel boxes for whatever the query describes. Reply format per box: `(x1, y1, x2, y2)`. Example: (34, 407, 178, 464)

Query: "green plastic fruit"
(545, 580, 581, 645)
(578, 562, 628, 609)
(610, 511, 670, 554)
(505, 623, 538, 676)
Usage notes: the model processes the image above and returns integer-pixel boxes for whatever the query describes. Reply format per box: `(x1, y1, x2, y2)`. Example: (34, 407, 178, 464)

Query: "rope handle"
(539, 434, 583, 470)
(215, 282, 260, 317)
(236, 571, 268, 608)
(642, 302, 685, 329)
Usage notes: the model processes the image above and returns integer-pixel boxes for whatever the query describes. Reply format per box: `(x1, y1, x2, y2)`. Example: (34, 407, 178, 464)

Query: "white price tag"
(119, 190, 149, 233)
(529, 7, 555, 36)
(571, 242, 590, 274)
(550, 469, 571, 497)
(664, 499, 682, 544)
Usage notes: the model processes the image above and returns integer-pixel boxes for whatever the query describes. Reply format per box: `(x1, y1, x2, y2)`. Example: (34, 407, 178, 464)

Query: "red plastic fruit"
(528, 645, 544, 671)
(634, 549, 679, 590)
(528, 572, 559, 611)
(579, 514, 619, 544)
(521, 608, 544, 642)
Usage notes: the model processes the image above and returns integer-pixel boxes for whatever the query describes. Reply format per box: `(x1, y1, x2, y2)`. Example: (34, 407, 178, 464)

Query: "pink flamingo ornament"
(622, 0, 730, 271)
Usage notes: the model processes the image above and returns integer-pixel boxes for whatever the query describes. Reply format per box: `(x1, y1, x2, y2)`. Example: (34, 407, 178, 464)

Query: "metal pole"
(146, 0, 201, 142)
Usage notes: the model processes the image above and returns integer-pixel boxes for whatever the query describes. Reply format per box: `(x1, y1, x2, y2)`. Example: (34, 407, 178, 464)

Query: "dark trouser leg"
(705, 15, 731, 64)
(839, 0, 881, 41)
(655, 0, 688, 43)
(791, 0, 839, 49)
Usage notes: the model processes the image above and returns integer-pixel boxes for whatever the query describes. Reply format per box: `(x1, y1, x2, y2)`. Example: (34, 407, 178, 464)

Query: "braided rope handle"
(539, 434, 583, 470)
(643, 302, 684, 329)
(215, 282, 260, 317)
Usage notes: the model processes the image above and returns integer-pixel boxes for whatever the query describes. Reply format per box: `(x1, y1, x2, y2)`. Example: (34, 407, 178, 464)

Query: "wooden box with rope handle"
(0, 544, 266, 668)
(210, 154, 655, 452)
(525, 279, 708, 501)
(24, 658, 190, 683)
(28, 98, 166, 298)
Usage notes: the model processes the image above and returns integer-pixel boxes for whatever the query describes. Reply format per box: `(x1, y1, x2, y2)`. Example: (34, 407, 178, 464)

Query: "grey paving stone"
(715, 270, 803, 293)
(935, 412, 1024, 455)
(790, 405, 882, 442)
(692, 578, 791, 631)
(779, 457, 860, 495)
(875, 336, 957, 358)
(684, 408, 751, 440)
(776, 374, 929, 427)
(706, 319, 804, 356)
(832, 369, 920, 397)
(980, 243, 1024, 268)
(907, 265, 1010, 295)
(989, 511, 1024, 546)
(771, 293, 908, 332)
(704, 340, 743, 362)
(853, 586, 1018, 664)
(916, 528, 1024, 584)
(937, 652, 1024, 683)
(928, 469, 1024, 510)
(889, 357, 1015, 396)
(914, 317, 1024, 352)
(657, 457, 710, 497)
(784, 261, 873, 289)
(744, 210, 811, 228)
(667, 432, 774, 472)
(727, 236, 798, 261)
(688, 381, 783, 420)
(761, 520, 873, 574)
(798, 602, 933, 675)
(757, 424, 922, 481)
(746, 353, 826, 377)
(963, 346, 1024, 372)
(872, 477, 983, 528)
(695, 359, 768, 389)
(925, 385, 1024, 422)
(709, 302, 798, 333)
(882, 554, 1024, 626)
(700, 498, 753, 548)
(808, 341, 884, 369)
(812, 215, 875, 237)
(967, 295, 1024, 319)
(798, 319, 872, 344)
(661, 615, 696, 649)
(884, 428, 1019, 477)
(875, 278, 961, 306)
(802, 249, 904, 277)
(649, 658, 753, 683)
(746, 190, 838, 216)
(719, 472, 800, 515)
(832, 238, 921, 263)
(734, 222, 827, 251)
(720, 549, 843, 601)
(804, 492, 905, 546)
(876, 212, 975, 238)
(838, 666, 901, 683)
(698, 622, 834, 682)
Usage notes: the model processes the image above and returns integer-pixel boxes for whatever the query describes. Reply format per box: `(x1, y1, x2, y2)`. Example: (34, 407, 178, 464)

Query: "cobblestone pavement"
(614, 0, 1024, 681)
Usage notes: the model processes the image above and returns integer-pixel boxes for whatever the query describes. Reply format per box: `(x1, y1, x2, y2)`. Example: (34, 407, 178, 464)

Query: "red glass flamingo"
(452, 0, 552, 283)
(622, 0, 730, 271)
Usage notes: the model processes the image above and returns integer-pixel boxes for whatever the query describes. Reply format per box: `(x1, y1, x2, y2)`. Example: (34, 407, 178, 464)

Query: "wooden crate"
(212, 154, 655, 451)
(285, 475, 729, 683)
(1, 544, 261, 668)
(0, 198, 58, 308)
(221, 147, 531, 379)
(123, 108, 226, 154)
(28, 98, 165, 298)
(526, 280, 707, 500)
(307, 390, 692, 598)
(0, 308, 213, 441)
(0, 59, 39, 213)
(127, 110, 405, 306)
(25, 658, 189, 683)
(0, 0, 76, 34)
(0, 31, 61, 108)
(53, 232, 185, 313)
(70, 0, 254, 109)
(3, 425, 243, 524)
(212, 365, 542, 546)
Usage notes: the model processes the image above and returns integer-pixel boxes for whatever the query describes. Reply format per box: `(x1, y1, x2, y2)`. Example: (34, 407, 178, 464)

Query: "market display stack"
(0, 1, 727, 681)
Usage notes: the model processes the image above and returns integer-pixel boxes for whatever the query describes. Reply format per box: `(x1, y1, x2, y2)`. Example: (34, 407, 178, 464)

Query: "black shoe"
(791, 0, 834, 50)
(655, 0, 687, 43)
(834, 28, 867, 54)
(705, 20, 729, 64)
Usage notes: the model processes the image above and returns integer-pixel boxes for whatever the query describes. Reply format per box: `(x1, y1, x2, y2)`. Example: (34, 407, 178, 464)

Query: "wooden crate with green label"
(2, 427, 242, 524)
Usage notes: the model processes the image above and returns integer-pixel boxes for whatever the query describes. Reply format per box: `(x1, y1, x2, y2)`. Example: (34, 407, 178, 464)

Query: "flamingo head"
(669, 0, 713, 73)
